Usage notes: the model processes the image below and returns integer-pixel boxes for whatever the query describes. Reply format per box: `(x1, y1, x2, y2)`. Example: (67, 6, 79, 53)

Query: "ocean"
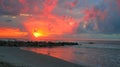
(22, 41, 120, 67)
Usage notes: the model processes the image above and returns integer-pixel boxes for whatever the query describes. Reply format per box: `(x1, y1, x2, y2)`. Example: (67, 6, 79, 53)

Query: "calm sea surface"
(22, 41, 120, 67)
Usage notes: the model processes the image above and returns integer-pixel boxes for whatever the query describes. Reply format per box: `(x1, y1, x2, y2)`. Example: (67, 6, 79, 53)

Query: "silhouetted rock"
(0, 40, 78, 47)
(88, 42, 94, 44)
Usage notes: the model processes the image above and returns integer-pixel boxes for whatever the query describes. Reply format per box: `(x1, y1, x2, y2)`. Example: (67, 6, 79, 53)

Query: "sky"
(0, 0, 120, 41)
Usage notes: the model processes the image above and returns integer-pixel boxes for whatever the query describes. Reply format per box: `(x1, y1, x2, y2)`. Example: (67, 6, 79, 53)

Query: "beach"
(22, 42, 120, 67)
(0, 47, 86, 67)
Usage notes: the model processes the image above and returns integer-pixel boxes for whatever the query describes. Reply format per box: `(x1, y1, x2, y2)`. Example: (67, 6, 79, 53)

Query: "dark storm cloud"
(0, 0, 21, 15)
(96, 1, 120, 34)
(0, 0, 43, 15)
(101, 12, 120, 34)
(76, 0, 120, 34)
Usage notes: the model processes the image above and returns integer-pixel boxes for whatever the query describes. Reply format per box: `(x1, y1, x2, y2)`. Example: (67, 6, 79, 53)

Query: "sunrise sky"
(0, 0, 120, 41)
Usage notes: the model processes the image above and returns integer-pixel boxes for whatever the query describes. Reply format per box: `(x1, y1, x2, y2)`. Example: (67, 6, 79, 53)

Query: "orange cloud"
(0, 28, 28, 38)
(23, 14, 78, 39)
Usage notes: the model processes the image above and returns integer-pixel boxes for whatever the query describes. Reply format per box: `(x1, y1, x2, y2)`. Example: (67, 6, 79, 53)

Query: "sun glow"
(0, 28, 28, 38)
(33, 32, 43, 38)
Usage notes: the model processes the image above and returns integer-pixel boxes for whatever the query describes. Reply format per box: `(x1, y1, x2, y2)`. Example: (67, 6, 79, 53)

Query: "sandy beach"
(0, 47, 86, 67)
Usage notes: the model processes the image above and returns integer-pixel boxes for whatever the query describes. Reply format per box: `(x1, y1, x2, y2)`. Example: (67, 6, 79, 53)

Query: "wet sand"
(0, 47, 86, 67)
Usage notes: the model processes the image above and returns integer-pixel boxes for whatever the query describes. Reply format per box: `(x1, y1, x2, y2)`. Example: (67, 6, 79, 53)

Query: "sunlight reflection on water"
(22, 43, 120, 67)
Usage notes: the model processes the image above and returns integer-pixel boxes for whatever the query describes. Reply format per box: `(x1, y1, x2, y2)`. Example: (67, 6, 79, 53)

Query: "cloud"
(0, 0, 120, 40)
(0, 0, 43, 15)
(76, 0, 120, 34)
(0, 28, 28, 38)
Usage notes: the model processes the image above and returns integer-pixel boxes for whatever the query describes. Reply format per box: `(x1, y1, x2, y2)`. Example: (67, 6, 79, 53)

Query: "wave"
(75, 44, 120, 49)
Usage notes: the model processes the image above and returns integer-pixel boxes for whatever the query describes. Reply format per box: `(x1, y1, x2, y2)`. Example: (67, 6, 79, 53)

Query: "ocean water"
(22, 41, 120, 67)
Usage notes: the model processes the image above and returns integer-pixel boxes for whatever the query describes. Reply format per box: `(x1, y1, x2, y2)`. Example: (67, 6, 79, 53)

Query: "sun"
(33, 32, 43, 38)
(32, 28, 44, 38)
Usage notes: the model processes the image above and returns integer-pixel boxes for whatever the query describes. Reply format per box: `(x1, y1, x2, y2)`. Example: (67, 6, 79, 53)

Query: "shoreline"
(0, 47, 86, 67)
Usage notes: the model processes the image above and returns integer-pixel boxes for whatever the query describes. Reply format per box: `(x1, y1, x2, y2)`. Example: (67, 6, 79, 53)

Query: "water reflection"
(22, 44, 120, 67)
(22, 46, 76, 63)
